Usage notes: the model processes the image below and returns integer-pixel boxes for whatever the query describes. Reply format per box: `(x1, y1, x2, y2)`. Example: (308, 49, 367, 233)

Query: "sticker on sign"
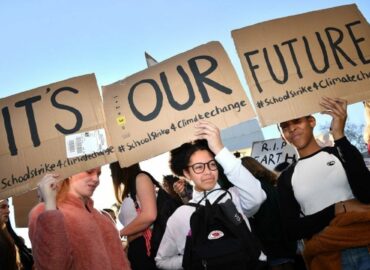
(65, 129, 108, 158)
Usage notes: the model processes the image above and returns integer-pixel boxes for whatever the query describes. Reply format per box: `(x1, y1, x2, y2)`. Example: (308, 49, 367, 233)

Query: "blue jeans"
(341, 246, 370, 270)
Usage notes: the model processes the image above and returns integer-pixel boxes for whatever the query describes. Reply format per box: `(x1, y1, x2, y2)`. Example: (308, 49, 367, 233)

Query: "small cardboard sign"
(251, 137, 298, 170)
(103, 41, 256, 167)
(232, 4, 370, 126)
(0, 74, 117, 200)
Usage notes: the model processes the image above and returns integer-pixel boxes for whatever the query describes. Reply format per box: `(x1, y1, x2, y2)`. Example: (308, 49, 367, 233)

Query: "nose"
(91, 172, 99, 183)
(87, 168, 100, 185)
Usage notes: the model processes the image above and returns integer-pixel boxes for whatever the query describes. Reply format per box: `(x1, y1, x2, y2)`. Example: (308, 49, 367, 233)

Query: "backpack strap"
(187, 188, 232, 209)
(129, 171, 161, 209)
(197, 188, 232, 205)
(187, 202, 199, 208)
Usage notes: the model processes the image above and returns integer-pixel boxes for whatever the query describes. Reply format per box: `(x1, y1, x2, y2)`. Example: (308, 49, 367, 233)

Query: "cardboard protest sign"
(251, 138, 298, 170)
(0, 74, 117, 200)
(103, 41, 255, 167)
(232, 4, 370, 126)
(12, 190, 38, 227)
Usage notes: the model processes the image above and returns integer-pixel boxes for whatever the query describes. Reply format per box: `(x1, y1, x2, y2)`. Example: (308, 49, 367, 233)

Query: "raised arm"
(194, 120, 266, 216)
(320, 97, 370, 203)
(28, 174, 73, 270)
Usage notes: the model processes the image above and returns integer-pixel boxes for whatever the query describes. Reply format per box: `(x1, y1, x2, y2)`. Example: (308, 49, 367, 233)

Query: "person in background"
(241, 157, 296, 270)
(0, 199, 34, 270)
(29, 168, 131, 270)
(277, 97, 370, 269)
(164, 175, 192, 204)
(103, 208, 117, 223)
(155, 120, 267, 269)
(1, 198, 22, 270)
(110, 162, 158, 270)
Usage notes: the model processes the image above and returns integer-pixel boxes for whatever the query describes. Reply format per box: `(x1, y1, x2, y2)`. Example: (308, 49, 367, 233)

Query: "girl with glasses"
(155, 120, 267, 269)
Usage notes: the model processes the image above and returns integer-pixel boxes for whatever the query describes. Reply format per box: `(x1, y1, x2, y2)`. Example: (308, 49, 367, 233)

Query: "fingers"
(319, 97, 347, 118)
(194, 120, 220, 139)
(38, 174, 59, 189)
(173, 179, 185, 194)
(37, 174, 60, 206)
(194, 120, 224, 154)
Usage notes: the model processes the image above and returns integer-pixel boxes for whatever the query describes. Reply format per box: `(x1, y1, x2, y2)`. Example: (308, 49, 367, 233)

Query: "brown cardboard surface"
(12, 190, 38, 227)
(232, 4, 370, 126)
(0, 74, 117, 200)
(103, 41, 255, 167)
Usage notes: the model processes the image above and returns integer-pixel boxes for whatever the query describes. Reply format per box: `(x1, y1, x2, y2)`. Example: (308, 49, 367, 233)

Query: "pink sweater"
(29, 194, 131, 270)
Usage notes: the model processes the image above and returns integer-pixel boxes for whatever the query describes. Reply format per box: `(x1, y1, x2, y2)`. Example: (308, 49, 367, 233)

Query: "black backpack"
(182, 189, 266, 270)
(129, 171, 183, 258)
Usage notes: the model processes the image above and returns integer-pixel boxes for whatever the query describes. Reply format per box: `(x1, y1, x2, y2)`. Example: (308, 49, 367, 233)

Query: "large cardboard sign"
(0, 74, 117, 200)
(232, 4, 370, 126)
(103, 41, 256, 167)
(251, 138, 298, 170)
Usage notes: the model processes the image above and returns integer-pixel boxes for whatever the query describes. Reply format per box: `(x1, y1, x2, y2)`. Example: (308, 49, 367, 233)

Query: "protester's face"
(0, 200, 10, 224)
(279, 116, 316, 151)
(69, 168, 101, 200)
(183, 150, 218, 192)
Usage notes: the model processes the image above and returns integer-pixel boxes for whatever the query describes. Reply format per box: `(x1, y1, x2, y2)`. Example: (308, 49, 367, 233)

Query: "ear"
(277, 124, 287, 142)
(308, 116, 316, 128)
(183, 169, 191, 180)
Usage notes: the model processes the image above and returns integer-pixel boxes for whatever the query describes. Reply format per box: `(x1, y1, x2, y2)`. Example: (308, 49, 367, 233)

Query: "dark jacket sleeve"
(277, 167, 335, 241)
(334, 137, 370, 203)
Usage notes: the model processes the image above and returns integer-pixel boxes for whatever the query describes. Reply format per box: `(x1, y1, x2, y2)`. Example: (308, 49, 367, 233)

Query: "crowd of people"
(1, 96, 369, 270)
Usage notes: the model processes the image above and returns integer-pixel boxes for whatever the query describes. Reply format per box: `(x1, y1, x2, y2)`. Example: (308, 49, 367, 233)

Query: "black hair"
(169, 139, 232, 188)
(162, 175, 180, 185)
(109, 162, 141, 203)
(7, 220, 34, 269)
(169, 139, 212, 177)
(274, 161, 290, 173)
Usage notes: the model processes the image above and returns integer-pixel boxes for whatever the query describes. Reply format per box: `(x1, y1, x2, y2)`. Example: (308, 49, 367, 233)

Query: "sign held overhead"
(232, 4, 370, 126)
(103, 41, 256, 167)
(0, 74, 116, 200)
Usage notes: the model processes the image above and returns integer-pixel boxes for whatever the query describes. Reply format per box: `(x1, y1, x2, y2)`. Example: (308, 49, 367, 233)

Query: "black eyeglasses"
(188, 160, 218, 174)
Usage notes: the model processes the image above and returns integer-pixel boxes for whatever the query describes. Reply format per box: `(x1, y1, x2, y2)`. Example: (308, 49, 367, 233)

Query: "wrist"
(44, 201, 57, 211)
(332, 134, 344, 141)
(213, 144, 224, 155)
